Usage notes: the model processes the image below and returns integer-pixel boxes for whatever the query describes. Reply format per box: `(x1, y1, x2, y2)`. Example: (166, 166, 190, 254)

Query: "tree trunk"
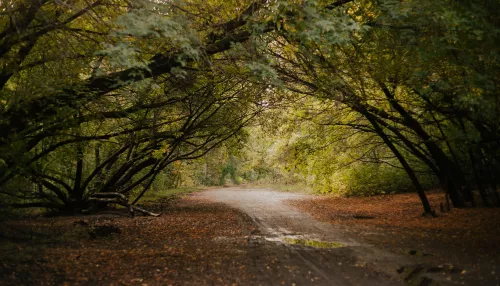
(378, 83, 466, 207)
(432, 113, 474, 204)
(365, 113, 434, 215)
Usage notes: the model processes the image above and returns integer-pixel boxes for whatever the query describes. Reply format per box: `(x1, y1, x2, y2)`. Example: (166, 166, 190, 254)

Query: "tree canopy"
(1, 0, 499, 215)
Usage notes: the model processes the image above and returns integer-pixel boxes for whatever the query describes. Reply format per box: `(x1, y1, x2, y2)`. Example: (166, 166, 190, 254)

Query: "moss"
(283, 238, 344, 248)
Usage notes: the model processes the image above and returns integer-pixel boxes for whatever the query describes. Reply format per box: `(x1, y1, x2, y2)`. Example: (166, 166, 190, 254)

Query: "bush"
(315, 162, 437, 196)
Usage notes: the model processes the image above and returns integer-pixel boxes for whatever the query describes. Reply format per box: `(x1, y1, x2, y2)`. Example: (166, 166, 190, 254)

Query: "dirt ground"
(289, 191, 500, 285)
(0, 197, 260, 285)
(1, 188, 499, 285)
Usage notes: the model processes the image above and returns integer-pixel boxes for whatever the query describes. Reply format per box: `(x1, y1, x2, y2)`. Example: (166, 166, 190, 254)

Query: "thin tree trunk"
(95, 143, 101, 169)
(73, 117, 85, 202)
(469, 149, 488, 205)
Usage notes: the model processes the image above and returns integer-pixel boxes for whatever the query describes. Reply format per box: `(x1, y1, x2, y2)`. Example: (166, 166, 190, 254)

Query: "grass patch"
(283, 237, 344, 248)
(243, 183, 314, 194)
(140, 187, 200, 202)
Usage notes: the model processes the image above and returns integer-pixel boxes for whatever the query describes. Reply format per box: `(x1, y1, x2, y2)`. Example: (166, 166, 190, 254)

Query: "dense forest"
(1, 0, 499, 216)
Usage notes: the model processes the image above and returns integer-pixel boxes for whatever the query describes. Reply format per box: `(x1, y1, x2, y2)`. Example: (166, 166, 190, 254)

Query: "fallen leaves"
(288, 191, 500, 236)
(288, 190, 500, 284)
(0, 198, 257, 286)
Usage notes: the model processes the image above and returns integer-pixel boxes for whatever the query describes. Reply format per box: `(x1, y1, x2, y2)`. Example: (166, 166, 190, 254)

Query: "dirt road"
(199, 187, 471, 286)
(198, 187, 408, 285)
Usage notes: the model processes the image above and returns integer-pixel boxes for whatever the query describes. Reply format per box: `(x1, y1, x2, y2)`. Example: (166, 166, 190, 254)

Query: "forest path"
(197, 187, 413, 286)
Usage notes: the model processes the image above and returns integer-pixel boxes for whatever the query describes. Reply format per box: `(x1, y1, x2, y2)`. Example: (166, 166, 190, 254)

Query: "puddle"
(257, 232, 346, 248)
(262, 236, 282, 242)
(260, 234, 304, 243)
(283, 237, 344, 248)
